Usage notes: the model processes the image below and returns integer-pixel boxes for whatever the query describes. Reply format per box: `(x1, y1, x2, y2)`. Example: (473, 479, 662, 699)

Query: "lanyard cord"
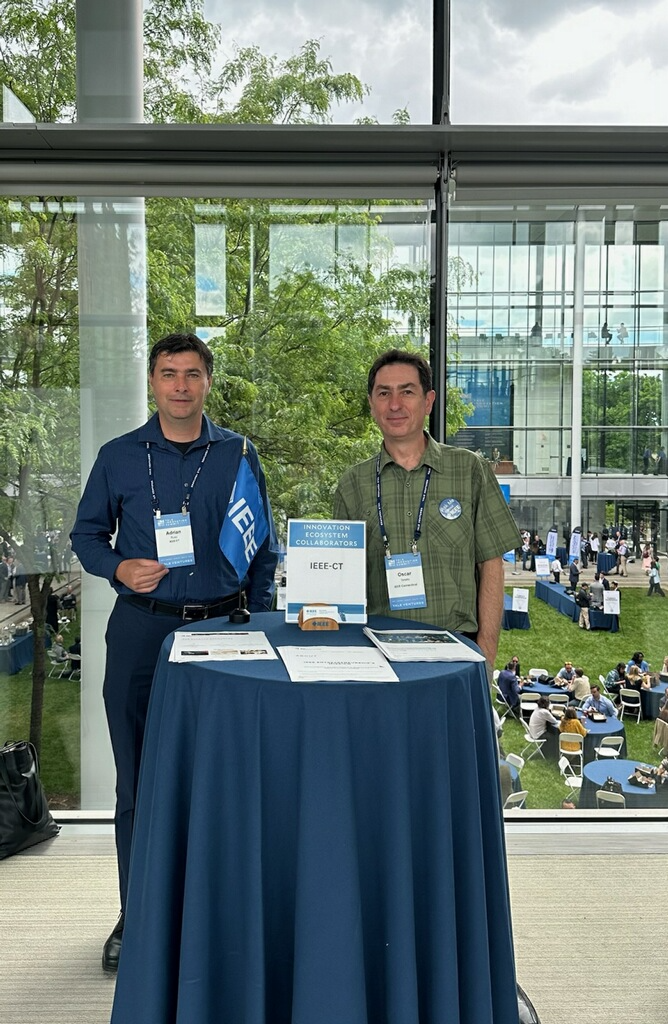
(147, 441, 211, 516)
(376, 455, 431, 558)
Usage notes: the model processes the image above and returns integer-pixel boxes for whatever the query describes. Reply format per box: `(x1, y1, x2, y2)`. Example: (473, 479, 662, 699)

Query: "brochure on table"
(363, 627, 485, 663)
(603, 591, 620, 615)
(511, 588, 529, 612)
(169, 631, 277, 662)
(285, 518, 367, 623)
(278, 645, 398, 683)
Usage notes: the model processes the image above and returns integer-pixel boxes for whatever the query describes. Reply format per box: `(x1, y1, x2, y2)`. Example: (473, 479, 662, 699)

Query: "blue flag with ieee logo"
(218, 447, 270, 583)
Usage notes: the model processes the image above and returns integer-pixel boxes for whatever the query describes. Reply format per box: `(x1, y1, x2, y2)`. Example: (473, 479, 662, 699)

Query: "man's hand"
(114, 559, 168, 593)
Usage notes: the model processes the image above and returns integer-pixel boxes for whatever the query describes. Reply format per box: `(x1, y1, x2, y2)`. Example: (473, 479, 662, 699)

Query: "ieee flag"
(219, 454, 270, 583)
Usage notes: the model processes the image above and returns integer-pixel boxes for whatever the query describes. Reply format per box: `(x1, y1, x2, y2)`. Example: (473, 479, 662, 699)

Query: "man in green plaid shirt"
(334, 349, 520, 668)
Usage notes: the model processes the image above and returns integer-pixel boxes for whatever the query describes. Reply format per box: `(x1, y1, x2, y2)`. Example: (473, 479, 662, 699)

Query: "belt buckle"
(182, 604, 208, 622)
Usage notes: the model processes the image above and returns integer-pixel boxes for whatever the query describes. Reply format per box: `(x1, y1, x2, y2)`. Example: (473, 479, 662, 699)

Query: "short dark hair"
(149, 333, 213, 377)
(537, 696, 550, 709)
(367, 348, 432, 395)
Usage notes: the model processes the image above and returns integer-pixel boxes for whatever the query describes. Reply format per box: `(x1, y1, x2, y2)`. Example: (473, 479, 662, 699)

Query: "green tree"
(0, 2, 467, 757)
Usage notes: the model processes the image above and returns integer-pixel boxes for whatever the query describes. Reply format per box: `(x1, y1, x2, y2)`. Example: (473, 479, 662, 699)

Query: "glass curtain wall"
(0, 193, 431, 809)
(446, 203, 668, 549)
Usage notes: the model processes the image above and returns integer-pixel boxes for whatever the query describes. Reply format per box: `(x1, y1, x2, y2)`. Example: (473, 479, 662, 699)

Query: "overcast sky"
(203, 0, 668, 125)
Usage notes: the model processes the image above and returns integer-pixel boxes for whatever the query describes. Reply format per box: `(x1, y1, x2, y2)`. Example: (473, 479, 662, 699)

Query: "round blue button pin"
(439, 498, 462, 520)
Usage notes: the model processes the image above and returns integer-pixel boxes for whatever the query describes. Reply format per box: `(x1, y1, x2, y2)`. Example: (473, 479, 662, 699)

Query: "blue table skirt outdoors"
(111, 612, 519, 1024)
(642, 681, 668, 720)
(597, 552, 618, 574)
(0, 632, 35, 675)
(544, 713, 626, 764)
(502, 593, 530, 630)
(580, 759, 668, 809)
(535, 580, 619, 632)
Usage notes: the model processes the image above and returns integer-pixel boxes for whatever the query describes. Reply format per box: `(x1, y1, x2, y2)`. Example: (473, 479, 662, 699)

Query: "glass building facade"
(1, 1, 668, 817)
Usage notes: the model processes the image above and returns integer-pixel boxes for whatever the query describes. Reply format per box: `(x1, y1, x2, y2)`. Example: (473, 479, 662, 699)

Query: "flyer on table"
(286, 519, 367, 623)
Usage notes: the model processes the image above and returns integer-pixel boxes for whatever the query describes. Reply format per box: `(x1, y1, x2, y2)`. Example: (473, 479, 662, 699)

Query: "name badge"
(385, 552, 427, 611)
(154, 512, 196, 567)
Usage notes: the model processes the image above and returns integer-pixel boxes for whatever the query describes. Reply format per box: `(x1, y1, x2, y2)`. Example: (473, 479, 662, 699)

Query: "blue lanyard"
(146, 441, 211, 516)
(376, 454, 431, 558)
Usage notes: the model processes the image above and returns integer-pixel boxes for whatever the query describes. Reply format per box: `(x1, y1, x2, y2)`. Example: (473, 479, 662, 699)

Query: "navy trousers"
(103, 598, 184, 912)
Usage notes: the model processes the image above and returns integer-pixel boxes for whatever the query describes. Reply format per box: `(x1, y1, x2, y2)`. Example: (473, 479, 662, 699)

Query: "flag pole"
(229, 436, 251, 623)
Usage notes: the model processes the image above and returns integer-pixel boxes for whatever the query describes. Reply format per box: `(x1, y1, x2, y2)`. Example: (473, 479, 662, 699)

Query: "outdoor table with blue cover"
(111, 612, 519, 1024)
(580, 759, 668, 809)
(535, 579, 618, 632)
(642, 680, 668, 720)
(597, 552, 617, 574)
(0, 632, 35, 675)
(544, 711, 626, 764)
(502, 593, 530, 630)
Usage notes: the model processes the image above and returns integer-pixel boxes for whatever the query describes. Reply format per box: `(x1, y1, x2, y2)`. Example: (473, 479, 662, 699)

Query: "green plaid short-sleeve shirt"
(333, 435, 521, 632)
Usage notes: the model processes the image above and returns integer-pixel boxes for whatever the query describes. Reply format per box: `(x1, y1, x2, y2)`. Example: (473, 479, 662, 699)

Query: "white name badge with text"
(154, 512, 196, 567)
(385, 552, 427, 611)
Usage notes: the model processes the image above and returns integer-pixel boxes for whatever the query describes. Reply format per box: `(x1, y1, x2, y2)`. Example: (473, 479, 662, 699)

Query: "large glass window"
(0, 192, 431, 811)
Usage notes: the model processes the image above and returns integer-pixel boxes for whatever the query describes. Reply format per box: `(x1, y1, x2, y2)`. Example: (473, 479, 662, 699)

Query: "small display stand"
(297, 605, 340, 631)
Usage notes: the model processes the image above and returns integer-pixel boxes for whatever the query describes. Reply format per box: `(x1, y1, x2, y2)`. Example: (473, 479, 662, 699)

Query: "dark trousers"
(103, 597, 184, 912)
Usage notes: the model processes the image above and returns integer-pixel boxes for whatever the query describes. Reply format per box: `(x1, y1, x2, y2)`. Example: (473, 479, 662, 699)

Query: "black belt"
(121, 592, 242, 622)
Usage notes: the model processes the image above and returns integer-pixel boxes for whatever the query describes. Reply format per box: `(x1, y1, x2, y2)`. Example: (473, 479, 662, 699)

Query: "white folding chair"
(505, 752, 525, 773)
(549, 692, 569, 707)
(595, 789, 626, 809)
(558, 732, 584, 776)
(492, 682, 515, 721)
(504, 790, 528, 810)
(618, 687, 641, 723)
(520, 731, 546, 762)
(519, 692, 540, 722)
(598, 673, 615, 699)
(528, 668, 549, 681)
(47, 649, 68, 678)
(558, 755, 583, 793)
(594, 736, 624, 760)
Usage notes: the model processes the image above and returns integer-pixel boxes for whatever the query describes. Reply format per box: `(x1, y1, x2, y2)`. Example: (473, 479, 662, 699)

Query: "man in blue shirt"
(581, 685, 617, 718)
(71, 333, 278, 973)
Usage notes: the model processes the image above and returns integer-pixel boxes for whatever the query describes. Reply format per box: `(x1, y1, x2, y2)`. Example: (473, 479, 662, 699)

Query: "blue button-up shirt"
(581, 693, 617, 717)
(71, 413, 278, 611)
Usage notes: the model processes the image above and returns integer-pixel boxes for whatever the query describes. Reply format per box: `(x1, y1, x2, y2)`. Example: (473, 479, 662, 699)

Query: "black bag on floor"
(0, 740, 60, 859)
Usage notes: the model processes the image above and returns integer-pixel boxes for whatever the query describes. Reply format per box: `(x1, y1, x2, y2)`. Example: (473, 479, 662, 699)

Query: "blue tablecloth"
(545, 712, 626, 764)
(0, 632, 34, 675)
(111, 613, 519, 1024)
(502, 593, 530, 630)
(556, 546, 568, 564)
(642, 681, 668, 720)
(534, 580, 618, 632)
(597, 552, 617, 574)
(580, 759, 668, 809)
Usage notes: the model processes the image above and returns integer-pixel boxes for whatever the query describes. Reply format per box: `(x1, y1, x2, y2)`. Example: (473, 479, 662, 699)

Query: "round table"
(580, 759, 668, 808)
(111, 613, 519, 1024)
(544, 711, 626, 764)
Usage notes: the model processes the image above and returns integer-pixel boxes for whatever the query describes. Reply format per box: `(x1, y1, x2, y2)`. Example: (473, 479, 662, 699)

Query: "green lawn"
(0, 615, 81, 808)
(1, 591, 666, 809)
(496, 586, 666, 808)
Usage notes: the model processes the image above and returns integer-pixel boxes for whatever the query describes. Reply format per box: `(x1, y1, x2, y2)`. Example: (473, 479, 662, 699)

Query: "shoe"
(102, 913, 124, 974)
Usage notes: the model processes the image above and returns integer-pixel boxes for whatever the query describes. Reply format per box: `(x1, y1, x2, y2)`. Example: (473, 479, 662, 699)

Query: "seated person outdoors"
(581, 684, 617, 718)
(60, 584, 77, 613)
(627, 650, 649, 673)
(558, 706, 588, 748)
(51, 634, 68, 663)
(555, 661, 575, 687)
(605, 662, 627, 699)
(497, 666, 523, 712)
(660, 655, 668, 681)
(625, 665, 651, 692)
(505, 655, 521, 676)
(566, 666, 591, 704)
(528, 696, 559, 739)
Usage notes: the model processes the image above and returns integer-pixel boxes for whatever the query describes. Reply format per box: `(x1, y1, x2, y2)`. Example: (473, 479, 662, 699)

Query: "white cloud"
(203, 0, 668, 125)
